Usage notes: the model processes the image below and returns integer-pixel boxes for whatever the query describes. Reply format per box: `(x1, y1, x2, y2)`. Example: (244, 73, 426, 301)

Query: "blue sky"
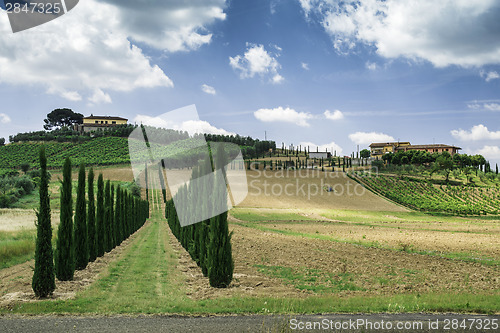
(0, 0, 500, 165)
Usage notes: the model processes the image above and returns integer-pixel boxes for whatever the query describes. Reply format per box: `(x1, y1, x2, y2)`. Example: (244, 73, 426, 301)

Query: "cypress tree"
(208, 211, 233, 288)
(110, 184, 116, 248)
(144, 163, 148, 201)
(87, 168, 96, 262)
(122, 189, 128, 240)
(158, 163, 167, 203)
(104, 180, 112, 252)
(32, 146, 55, 297)
(74, 163, 88, 270)
(115, 187, 122, 245)
(199, 220, 209, 276)
(207, 147, 234, 288)
(496, 163, 498, 175)
(96, 174, 105, 257)
(55, 157, 75, 281)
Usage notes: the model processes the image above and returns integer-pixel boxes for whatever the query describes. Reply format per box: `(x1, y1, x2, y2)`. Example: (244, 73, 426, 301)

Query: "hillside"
(0, 136, 244, 170)
(0, 137, 206, 169)
(352, 173, 500, 215)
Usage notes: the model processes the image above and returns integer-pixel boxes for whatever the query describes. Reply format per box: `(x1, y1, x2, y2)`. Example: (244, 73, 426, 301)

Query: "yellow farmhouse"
(80, 115, 128, 133)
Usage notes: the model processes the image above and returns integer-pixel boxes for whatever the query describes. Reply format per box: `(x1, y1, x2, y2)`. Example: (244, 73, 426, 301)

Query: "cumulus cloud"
(201, 84, 216, 95)
(229, 43, 284, 84)
(0, 113, 11, 124)
(348, 131, 395, 145)
(451, 124, 500, 141)
(134, 115, 234, 136)
(476, 146, 500, 160)
(299, 141, 343, 156)
(99, 0, 227, 52)
(89, 89, 112, 105)
(324, 109, 344, 120)
(480, 70, 500, 82)
(254, 106, 313, 127)
(0, 0, 228, 103)
(299, 0, 500, 67)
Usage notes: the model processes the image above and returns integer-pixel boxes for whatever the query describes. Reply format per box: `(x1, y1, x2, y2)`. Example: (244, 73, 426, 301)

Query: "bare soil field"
(229, 209, 500, 258)
(239, 170, 408, 211)
(225, 222, 499, 297)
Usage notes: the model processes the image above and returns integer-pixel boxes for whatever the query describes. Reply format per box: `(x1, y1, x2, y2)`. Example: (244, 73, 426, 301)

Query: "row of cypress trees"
(165, 147, 233, 288)
(32, 148, 150, 296)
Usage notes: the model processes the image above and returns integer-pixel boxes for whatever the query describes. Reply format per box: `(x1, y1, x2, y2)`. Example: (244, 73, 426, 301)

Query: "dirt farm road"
(1, 313, 498, 332)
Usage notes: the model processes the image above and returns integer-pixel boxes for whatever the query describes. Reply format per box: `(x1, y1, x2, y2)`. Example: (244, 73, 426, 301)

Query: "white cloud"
(89, 89, 112, 105)
(0, 0, 228, 103)
(134, 115, 234, 136)
(476, 146, 500, 160)
(365, 61, 377, 70)
(451, 124, 500, 141)
(229, 43, 284, 84)
(201, 84, 216, 95)
(324, 109, 344, 120)
(99, 0, 227, 52)
(467, 103, 482, 110)
(0, 113, 11, 124)
(480, 70, 500, 82)
(467, 101, 500, 111)
(299, 0, 500, 67)
(348, 131, 395, 145)
(299, 141, 344, 156)
(301, 62, 310, 70)
(484, 103, 500, 111)
(254, 106, 313, 127)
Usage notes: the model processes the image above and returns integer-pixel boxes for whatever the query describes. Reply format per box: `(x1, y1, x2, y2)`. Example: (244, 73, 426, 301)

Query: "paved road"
(0, 313, 498, 332)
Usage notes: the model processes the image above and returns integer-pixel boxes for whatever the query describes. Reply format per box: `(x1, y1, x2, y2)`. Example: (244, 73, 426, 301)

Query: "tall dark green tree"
(74, 163, 88, 270)
(144, 163, 148, 201)
(55, 157, 75, 281)
(110, 184, 115, 248)
(115, 186, 123, 245)
(96, 174, 105, 257)
(158, 163, 167, 203)
(207, 147, 234, 288)
(32, 146, 56, 297)
(87, 168, 97, 262)
(104, 180, 112, 252)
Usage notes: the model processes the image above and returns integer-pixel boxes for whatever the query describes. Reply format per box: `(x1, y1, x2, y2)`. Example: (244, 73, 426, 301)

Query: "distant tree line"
(9, 124, 137, 143)
(374, 150, 495, 182)
(204, 133, 276, 159)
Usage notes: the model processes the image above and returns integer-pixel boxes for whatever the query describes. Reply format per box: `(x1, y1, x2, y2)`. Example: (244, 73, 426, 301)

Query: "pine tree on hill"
(96, 174, 105, 257)
(32, 146, 56, 297)
(55, 157, 75, 281)
(74, 163, 88, 270)
(87, 168, 97, 262)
